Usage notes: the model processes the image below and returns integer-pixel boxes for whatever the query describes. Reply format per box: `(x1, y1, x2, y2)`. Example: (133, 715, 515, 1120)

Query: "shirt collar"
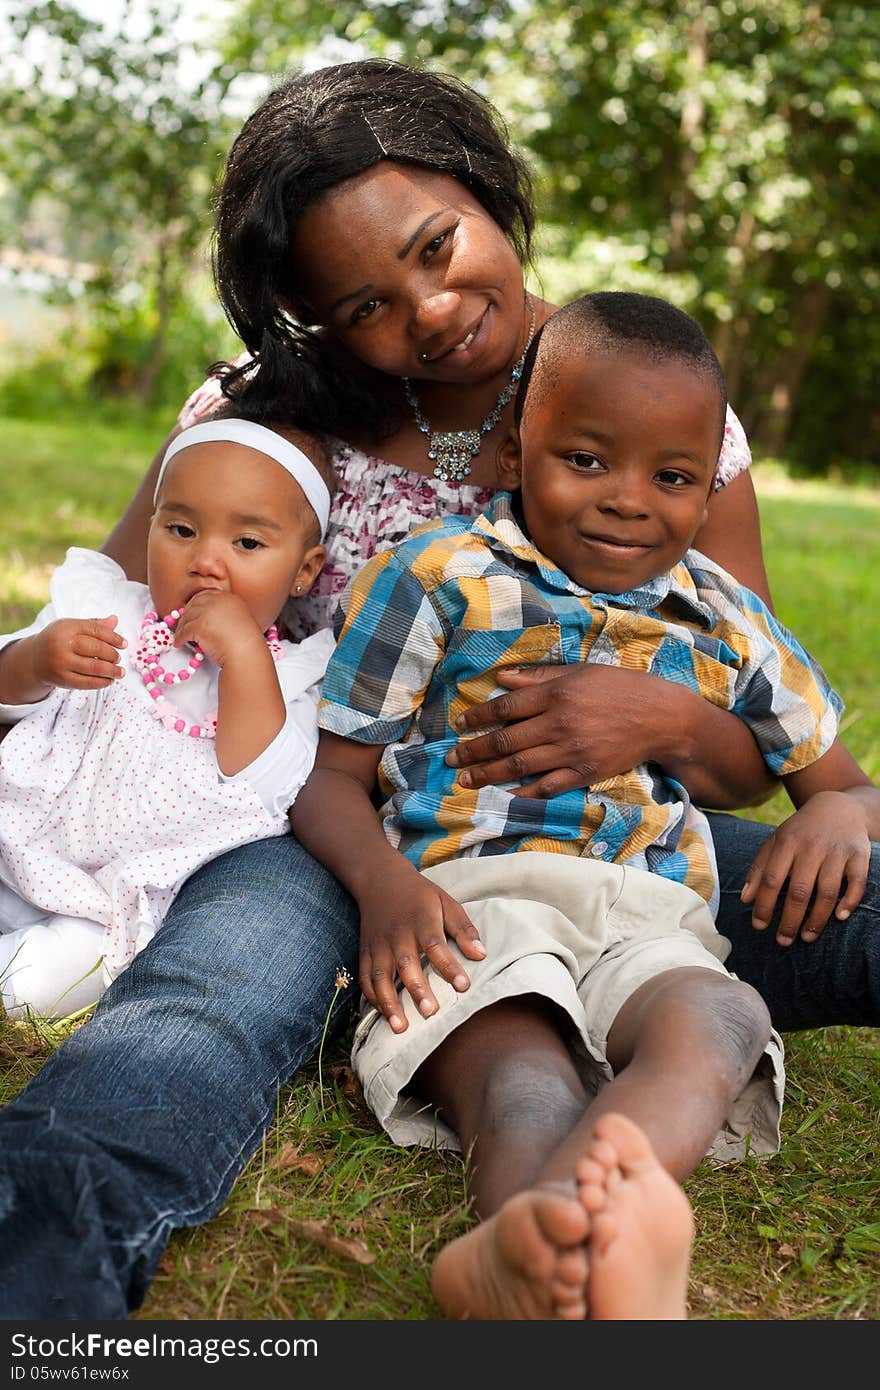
(474, 492, 714, 626)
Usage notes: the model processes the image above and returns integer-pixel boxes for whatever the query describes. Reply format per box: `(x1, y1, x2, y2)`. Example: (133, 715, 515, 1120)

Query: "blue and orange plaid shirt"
(319, 493, 842, 913)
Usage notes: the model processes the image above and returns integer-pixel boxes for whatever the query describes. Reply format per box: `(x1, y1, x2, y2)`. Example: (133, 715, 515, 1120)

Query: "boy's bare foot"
(431, 1185, 591, 1320)
(576, 1113, 694, 1320)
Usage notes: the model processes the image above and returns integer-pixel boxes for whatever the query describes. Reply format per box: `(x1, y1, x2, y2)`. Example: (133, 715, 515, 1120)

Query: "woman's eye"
(422, 226, 455, 261)
(423, 229, 450, 259)
(569, 452, 604, 472)
(351, 298, 381, 324)
(235, 536, 264, 551)
(167, 523, 194, 539)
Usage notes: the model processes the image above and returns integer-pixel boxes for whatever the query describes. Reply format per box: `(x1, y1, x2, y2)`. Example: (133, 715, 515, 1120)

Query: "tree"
(217, 0, 880, 469)
(0, 0, 237, 402)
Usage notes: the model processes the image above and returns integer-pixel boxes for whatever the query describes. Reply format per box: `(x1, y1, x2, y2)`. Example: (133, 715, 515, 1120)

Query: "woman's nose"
(412, 288, 462, 336)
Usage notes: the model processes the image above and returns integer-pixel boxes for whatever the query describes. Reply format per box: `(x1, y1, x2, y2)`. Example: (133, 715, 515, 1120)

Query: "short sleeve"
(730, 596, 843, 775)
(319, 551, 445, 745)
(177, 351, 253, 430)
(715, 404, 751, 490)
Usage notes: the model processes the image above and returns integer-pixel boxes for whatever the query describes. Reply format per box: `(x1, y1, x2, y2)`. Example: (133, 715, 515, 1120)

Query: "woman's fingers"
(453, 680, 550, 736)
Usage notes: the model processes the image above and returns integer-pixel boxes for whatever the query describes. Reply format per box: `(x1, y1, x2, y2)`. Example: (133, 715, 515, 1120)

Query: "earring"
(295, 585, 302, 593)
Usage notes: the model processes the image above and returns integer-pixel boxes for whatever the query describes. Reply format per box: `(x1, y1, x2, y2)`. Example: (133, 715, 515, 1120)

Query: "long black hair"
(211, 59, 535, 438)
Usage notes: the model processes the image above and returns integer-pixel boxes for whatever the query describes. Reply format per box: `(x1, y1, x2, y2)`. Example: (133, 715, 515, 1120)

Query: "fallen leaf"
(247, 1206, 288, 1229)
(778, 1243, 797, 1258)
(289, 1218, 375, 1265)
(276, 1145, 324, 1177)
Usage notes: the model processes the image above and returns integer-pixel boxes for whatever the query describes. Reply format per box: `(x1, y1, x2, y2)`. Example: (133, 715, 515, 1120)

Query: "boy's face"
(147, 442, 325, 632)
(498, 348, 719, 594)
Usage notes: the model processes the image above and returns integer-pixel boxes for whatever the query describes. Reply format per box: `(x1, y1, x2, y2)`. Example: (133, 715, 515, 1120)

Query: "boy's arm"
(741, 738, 878, 945)
(292, 732, 485, 1032)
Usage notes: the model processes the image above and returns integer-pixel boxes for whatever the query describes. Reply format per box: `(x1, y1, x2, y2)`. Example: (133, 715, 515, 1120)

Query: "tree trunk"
(665, 12, 707, 274)
(751, 279, 832, 455)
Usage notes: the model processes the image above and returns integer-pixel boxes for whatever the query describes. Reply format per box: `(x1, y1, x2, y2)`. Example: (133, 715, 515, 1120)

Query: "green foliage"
(220, 1, 880, 472)
(2, 2, 879, 467)
(0, 0, 237, 406)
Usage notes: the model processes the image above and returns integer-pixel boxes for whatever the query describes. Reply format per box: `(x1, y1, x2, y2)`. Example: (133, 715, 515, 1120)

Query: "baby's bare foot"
(431, 1185, 590, 1320)
(576, 1113, 694, 1320)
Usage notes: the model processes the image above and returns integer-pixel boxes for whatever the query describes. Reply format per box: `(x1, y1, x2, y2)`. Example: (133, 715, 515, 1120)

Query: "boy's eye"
(167, 523, 195, 539)
(235, 536, 265, 551)
(568, 452, 605, 472)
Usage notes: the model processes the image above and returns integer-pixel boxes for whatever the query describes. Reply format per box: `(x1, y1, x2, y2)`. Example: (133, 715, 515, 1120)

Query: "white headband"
(154, 419, 332, 539)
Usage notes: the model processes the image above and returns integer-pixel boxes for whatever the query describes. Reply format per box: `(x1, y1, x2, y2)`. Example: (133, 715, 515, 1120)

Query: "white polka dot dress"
(0, 549, 333, 986)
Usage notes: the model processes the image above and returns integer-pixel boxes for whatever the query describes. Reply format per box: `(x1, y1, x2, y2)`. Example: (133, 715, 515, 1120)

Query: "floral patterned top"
(179, 366, 752, 642)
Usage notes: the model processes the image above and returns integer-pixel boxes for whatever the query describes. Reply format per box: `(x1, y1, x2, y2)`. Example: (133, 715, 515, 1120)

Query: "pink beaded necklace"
(133, 607, 282, 739)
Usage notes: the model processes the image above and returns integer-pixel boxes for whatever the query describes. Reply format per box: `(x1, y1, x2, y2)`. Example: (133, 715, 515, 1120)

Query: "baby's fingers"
(92, 616, 127, 650)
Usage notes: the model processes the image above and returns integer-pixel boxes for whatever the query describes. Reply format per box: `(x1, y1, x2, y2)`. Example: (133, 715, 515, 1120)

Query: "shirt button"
(591, 841, 609, 856)
(592, 651, 613, 664)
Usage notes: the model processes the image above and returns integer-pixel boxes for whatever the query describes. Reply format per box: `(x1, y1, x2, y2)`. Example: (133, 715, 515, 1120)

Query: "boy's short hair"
(515, 292, 728, 448)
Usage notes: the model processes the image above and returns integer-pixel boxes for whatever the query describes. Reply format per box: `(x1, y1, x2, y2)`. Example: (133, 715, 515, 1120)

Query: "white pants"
(0, 879, 106, 1019)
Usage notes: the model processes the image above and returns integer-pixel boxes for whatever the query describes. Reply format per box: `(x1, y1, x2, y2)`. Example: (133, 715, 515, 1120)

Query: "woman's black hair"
(211, 59, 535, 439)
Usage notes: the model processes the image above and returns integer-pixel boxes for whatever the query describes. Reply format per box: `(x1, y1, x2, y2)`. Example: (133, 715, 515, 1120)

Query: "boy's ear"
(497, 426, 523, 490)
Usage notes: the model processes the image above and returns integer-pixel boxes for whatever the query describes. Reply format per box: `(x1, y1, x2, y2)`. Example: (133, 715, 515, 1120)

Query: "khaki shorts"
(352, 852, 785, 1163)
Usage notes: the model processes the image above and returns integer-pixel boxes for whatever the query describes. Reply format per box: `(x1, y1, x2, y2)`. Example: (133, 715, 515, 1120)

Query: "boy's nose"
(598, 478, 651, 519)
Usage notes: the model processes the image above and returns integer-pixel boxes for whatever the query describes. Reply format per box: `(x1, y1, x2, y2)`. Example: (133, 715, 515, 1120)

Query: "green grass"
(1, 418, 878, 1320)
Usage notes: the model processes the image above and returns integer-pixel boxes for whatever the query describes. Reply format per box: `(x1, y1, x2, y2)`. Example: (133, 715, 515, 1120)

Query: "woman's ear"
(496, 427, 523, 490)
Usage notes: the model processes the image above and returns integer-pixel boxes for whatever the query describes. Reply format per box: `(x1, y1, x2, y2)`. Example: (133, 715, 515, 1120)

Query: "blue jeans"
(709, 812, 880, 1030)
(0, 821, 877, 1317)
(0, 836, 360, 1318)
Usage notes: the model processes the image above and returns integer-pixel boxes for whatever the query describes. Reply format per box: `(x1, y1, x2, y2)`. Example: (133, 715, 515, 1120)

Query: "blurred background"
(1, 0, 878, 473)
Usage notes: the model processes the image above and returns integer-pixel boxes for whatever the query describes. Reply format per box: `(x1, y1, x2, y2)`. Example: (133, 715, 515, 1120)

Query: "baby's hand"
(33, 616, 126, 690)
(740, 790, 871, 945)
(358, 874, 486, 1033)
(172, 591, 264, 669)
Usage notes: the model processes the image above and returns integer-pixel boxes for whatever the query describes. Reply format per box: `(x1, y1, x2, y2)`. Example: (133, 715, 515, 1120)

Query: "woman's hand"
(447, 664, 657, 799)
(447, 662, 774, 808)
(358, 874, 485, 1033)
(741, 791, 872, 945)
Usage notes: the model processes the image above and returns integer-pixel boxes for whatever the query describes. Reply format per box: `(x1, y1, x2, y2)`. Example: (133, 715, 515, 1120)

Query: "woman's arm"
(693, 470, 773, 610)
(100, 423, 182, 582)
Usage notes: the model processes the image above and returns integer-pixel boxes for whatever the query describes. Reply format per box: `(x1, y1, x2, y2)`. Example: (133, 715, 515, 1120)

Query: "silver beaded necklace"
(403, 296, 537, 483)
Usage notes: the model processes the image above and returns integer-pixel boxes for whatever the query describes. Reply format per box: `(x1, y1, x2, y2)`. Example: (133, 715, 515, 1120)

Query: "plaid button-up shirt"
(319, 493, 842, 913)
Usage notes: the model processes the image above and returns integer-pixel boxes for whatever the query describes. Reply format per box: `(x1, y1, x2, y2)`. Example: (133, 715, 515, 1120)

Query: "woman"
(1, 59, 877, 1319)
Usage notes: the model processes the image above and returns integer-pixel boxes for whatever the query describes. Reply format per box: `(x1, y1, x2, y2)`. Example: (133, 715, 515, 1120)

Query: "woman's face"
(290, 163, 527, 385)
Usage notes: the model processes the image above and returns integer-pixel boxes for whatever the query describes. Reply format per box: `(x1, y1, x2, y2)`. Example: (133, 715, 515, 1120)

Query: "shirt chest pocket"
(439, 622, 565, 722)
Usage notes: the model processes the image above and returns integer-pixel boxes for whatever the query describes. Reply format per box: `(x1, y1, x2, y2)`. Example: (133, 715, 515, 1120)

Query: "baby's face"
(147, 441, 322, 631)
(498, 349, 719, 594)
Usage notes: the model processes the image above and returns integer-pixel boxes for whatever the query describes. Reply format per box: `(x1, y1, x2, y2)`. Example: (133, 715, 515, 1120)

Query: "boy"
(291, 293, 847, 1319)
